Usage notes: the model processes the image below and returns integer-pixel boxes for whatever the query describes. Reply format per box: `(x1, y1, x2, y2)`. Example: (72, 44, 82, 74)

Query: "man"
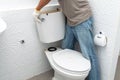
(33, 0, 100, 80)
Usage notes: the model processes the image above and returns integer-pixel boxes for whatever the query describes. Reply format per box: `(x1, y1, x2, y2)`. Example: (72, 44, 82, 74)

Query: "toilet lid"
(52, 49, 91, 72)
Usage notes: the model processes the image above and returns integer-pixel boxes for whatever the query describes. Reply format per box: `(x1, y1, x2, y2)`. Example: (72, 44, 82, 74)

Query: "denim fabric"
(62, 17, 100, 80)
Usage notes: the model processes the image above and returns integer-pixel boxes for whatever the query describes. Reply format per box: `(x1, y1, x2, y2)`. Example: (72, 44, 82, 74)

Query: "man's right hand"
(33, 0, 51, 22)
(33, 9, 41, 23)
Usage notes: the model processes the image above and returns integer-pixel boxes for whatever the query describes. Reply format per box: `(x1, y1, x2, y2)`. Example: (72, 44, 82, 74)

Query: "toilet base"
(52, 71, 85, 80)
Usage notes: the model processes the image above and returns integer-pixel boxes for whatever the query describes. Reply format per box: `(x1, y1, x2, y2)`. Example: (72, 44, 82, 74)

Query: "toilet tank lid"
(52, 49, 91, 72)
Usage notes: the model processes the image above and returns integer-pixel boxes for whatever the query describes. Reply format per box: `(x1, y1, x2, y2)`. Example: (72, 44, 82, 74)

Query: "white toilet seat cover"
(52, 49, 90, 72)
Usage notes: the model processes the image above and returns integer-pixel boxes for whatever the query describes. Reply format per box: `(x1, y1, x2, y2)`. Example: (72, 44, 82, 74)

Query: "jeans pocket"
(87, 17, 94, 31)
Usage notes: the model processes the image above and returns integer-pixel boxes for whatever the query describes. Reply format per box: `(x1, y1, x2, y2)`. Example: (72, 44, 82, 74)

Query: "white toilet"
(45, 47, 91, 80)
(36, 4, 91, 80)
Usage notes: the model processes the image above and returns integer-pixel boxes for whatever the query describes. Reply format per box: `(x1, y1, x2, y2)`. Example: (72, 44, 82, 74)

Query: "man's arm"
(36, 0, 51, 11)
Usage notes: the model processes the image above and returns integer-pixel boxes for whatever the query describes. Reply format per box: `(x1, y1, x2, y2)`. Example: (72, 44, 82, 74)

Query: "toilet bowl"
(45, 47, 91, 80)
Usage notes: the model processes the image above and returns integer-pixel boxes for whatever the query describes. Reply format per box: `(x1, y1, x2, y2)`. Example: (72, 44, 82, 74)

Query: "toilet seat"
(52, 49, 91, 74)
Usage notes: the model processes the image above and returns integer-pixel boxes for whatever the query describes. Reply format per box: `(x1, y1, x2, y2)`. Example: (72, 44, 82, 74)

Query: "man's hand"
(33, 0, 51, 23)
(33, 9, 41, 23)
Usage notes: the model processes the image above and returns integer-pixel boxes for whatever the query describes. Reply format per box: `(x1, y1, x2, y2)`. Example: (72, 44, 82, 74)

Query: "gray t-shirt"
(58, 0, 92, 26)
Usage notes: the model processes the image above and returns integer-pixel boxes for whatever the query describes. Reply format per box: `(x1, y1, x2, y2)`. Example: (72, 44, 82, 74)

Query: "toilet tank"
(36, 4, 65, 43)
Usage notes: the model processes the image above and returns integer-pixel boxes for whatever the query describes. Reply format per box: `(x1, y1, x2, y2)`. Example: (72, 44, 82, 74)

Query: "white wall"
(0, 0, 57, 11)
(0, 0, 59, 80)
(89, 0, 120, 80)
(118, 26, 120, 56)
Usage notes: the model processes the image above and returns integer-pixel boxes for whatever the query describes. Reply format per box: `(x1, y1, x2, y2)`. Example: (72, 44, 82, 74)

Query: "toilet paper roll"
(94, 33, 107, 47)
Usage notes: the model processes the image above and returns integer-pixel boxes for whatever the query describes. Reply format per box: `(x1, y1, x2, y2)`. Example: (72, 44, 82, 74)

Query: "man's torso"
(58, 0, 92, 26)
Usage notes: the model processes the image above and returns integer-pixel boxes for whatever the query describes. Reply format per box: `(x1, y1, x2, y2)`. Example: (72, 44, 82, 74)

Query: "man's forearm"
(36, 0, 51, 11)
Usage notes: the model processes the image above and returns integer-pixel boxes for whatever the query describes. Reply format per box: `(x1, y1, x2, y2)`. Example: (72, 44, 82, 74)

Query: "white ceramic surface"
(45, 48, 91, 80)
(36, 4, 65, 43)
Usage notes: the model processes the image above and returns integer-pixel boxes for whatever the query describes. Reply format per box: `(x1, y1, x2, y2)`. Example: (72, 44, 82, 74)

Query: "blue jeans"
(62, 17, 100, 80)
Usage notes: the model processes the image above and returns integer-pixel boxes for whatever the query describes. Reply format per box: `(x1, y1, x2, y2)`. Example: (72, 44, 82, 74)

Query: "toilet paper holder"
(94, 32, 107, 47)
